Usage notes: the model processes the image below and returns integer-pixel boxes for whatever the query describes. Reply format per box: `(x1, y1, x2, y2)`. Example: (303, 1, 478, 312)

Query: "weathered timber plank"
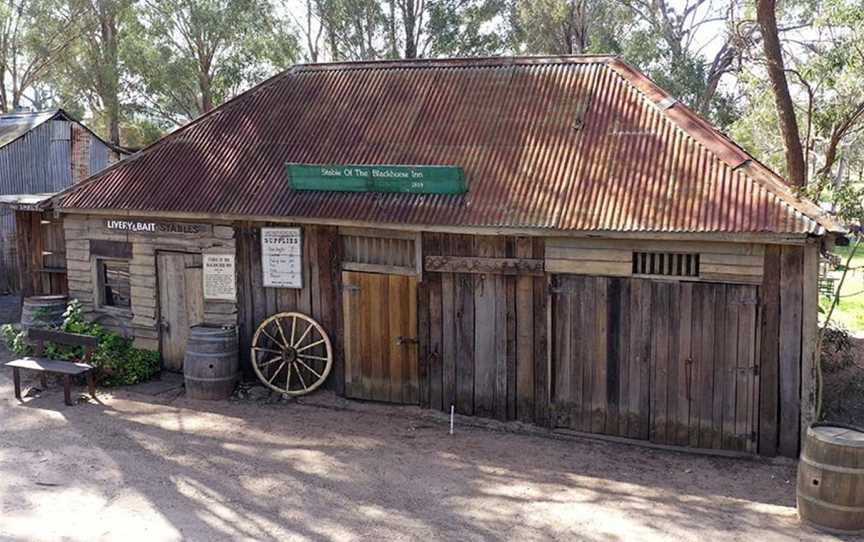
(454, 236, 475, 415)
(606, 278, 622, 435)
(515, 237, 535, 422)
(759, 244, 781, 456)
(534, 275, 550, 426)
(800, 242, 819, 442)
(553, 277, 573, 427)
(721, 287, 740, 450)
(592, 277, 608, 434)
(778, 246, 803, 457)
(472, 237, 497, 419)
(545, 259, 632, 276)
(425, 255, 543, 275)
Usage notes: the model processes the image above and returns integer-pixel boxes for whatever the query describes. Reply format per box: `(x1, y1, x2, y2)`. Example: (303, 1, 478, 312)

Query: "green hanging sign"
(287, 163, 467, 195)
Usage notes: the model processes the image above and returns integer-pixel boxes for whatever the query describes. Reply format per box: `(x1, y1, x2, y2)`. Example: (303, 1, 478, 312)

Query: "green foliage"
(0, 324, 31, 355)
(0, 300, 159, 387)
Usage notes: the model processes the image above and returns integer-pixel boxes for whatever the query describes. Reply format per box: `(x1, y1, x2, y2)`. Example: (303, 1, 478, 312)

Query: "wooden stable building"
(46, 56, 842, 458)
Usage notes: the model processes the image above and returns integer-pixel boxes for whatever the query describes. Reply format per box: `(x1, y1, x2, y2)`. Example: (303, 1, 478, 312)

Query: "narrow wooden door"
(342, 271, 419, 404)
(157, 252, 204, 371)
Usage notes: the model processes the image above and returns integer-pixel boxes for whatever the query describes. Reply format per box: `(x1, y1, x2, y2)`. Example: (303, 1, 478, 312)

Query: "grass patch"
(825, 244, 864, 334)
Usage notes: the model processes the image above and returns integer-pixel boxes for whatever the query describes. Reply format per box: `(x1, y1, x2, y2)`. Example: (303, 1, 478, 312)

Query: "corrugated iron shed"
(59, 56, 841, 236)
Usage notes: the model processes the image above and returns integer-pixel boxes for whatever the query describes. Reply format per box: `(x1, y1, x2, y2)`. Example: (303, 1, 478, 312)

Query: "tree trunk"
(198, 71, 213, 114)
(756, 0, 806, 186)
(97, 0, 121, 145)
(402, 0, 417, 59)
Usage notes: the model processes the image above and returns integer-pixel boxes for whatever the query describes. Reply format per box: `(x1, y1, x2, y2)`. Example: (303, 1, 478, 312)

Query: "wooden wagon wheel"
(251, 312, 333, 396)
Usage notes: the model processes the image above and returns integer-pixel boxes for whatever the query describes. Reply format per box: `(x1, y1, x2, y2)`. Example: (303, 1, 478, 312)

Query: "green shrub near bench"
(1, 300, 159, 386)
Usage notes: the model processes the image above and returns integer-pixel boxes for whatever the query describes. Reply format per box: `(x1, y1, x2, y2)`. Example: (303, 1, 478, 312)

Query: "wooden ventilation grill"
(339, 227, 419, 276)
(632, 252, 699, 278)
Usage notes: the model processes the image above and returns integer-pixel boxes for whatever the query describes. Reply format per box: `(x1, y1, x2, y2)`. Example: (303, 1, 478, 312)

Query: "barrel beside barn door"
(157, 252, 204, 371)
(342, 271, 419, 404)
(550, 275, 759, 453)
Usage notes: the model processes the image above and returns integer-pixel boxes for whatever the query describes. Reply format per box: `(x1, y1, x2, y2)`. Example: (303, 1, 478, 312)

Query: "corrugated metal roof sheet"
(59, 56, 841, 235)
(0, 110, 57, 148)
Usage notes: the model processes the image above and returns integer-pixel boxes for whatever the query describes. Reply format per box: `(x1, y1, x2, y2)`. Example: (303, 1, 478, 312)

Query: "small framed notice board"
(261, 227, 303, 288)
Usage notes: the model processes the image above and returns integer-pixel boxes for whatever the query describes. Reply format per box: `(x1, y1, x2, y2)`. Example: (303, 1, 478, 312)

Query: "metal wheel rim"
(251, 312, 333, 396)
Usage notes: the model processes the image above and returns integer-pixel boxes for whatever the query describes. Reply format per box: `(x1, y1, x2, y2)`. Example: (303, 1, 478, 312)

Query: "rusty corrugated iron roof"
(58, 56, 841, 235)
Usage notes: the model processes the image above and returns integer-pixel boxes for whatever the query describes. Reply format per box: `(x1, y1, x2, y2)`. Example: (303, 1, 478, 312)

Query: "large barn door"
(550, 276, 758, 453)
(342, 271, 419, 404)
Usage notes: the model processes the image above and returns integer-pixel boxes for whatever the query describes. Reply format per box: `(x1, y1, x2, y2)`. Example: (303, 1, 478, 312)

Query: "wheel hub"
(283, 346, 298, 363)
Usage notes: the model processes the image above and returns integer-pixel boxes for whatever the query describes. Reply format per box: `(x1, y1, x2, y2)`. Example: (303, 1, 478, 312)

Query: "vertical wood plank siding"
(549, 276, 760, 453)
(235, 224, 343, 392)
(420, 234, 546, 423)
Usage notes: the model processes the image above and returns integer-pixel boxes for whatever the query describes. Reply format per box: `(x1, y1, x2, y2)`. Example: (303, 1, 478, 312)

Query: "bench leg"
(40, 372, 47, 389)
(63, 375, 72, 406)
(87, 371, 96, 400)
(12, 367, 21, 401)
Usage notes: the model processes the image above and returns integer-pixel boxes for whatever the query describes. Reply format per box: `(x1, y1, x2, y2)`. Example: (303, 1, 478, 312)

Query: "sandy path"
(0, 348, 849, 542)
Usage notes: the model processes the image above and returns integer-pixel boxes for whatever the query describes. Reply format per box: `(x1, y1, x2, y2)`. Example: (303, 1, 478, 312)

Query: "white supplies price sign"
(203, 253, 237, 301)
(261, 227, 303, 288)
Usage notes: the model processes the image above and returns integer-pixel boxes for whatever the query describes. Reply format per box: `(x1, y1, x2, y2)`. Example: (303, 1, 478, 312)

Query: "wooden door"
(157, 252, 204, 371)
(550, 276, 759, 453)
(342, 271, 419, 403)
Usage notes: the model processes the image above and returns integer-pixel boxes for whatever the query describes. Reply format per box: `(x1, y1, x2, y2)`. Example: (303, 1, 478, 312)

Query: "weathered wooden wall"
(418, 234, 548, 424)
(758, 243, 815, 457)
(546, 238, 766, 285)
(63, 214, 235, 347)
(14, 210, 66, 298)
(234, 224, 343, 391)
(549, 275, 759, 453)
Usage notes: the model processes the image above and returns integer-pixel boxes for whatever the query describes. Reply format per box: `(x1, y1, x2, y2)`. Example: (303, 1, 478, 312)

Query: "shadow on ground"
(0, 346, 847, 542)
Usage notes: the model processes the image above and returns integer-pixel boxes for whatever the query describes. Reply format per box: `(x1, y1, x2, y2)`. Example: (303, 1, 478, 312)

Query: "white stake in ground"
(450, 404, 455, 435)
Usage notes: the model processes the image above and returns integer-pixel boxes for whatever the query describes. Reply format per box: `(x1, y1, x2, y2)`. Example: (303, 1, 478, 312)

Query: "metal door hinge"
(396, 336, 419, 345)
(341, 284, 360, 292)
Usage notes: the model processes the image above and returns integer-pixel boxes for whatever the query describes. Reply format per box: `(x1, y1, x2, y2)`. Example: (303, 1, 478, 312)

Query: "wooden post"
(778, 245, 804, 457)
(800, 240, 819, 440)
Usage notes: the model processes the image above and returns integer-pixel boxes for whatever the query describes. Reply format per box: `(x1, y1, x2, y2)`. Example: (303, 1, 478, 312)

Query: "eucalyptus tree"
(0, 0, 82, 112)
(128, 0, 299, 123)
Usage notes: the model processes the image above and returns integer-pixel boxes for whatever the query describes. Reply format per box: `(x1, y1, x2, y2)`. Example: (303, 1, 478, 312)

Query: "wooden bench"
(5, 328, 98, 406)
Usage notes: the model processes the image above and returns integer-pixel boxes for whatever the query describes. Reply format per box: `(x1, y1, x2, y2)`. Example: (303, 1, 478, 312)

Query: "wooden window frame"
(91, 256, 132, 316)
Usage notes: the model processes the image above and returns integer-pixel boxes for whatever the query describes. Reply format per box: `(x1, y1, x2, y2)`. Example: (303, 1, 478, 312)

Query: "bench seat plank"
(5, 357, 93, 375)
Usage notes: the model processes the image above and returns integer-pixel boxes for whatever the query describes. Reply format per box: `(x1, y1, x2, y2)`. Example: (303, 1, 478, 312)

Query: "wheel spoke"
(295, 358, 322, 379)
(298, 353, 329, 362)
(290, 316, 297, 346)
(268, 361, 287, 384)
(292, 323, 314, 348)
(295, 339, 325, 353)
(294, 364, 308, 390)
(286, 362, 293, 391)
(274, 318, 289, 348)
(257, 356, 283, 368)
(253, 346, 282, 355)
(260, 328, 286, 349)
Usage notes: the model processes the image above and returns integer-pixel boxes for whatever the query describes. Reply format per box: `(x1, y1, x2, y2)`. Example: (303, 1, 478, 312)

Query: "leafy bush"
(0, 300, 160, 387)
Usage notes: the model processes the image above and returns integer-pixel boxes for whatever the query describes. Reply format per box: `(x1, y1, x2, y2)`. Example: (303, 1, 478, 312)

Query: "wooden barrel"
(797, 423, 864, 535)
(183, 325, 239, 400)
(20, 295, 68, 330)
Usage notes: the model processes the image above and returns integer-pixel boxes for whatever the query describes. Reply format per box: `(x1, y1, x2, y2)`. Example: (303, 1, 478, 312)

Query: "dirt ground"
(0, 346, 852, 542)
